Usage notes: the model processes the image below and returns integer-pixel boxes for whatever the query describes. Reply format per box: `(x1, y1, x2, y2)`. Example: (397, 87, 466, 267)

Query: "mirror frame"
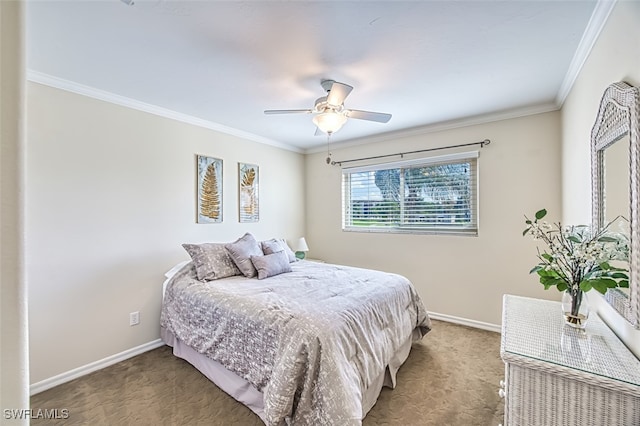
(591, 81, 640, 329)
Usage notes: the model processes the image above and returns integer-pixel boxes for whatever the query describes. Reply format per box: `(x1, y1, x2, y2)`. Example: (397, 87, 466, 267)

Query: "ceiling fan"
(264, 80, 392, 136)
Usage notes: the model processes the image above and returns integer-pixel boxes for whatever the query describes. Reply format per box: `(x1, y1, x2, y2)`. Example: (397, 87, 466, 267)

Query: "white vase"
(562, 290, 589, 329)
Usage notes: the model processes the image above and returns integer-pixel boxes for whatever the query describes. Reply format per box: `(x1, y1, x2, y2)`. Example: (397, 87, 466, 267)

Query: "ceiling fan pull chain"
(326, 133, 333, 164)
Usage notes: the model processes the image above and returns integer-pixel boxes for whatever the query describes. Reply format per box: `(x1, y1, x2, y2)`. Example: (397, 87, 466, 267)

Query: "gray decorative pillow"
(182, 243, 241, 281)
(225, 233, 263, 278)
(250, 251, 292, 280)
(261, 238, 297, 263)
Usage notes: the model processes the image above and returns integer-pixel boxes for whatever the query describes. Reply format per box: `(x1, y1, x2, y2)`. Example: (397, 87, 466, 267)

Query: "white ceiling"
(26, 0, 603, 152)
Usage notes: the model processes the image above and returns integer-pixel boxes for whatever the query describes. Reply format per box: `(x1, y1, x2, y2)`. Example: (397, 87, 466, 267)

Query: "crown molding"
(305, 102, 559, 154)
(556, 0, 617, 106)
(29, 69, 558, 157)
(26, 70, 303, 154)
(309, 0, 617, 155)
(27, 2, 613, 157)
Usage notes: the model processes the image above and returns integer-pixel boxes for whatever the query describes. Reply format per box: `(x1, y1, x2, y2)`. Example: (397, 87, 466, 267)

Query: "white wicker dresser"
(500, 295, 640, 426)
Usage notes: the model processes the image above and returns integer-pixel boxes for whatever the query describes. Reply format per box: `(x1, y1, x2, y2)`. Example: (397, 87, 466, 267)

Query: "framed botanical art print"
(197, 155, 223, 223)
(238, 162, 259, 222)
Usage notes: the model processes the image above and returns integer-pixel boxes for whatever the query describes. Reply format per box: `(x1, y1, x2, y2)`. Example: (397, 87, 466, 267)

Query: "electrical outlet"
(129, 311, 140, 326)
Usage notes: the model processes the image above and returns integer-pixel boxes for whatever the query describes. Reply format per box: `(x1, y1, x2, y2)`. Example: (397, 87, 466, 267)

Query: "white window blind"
(342, 152, 479, 235)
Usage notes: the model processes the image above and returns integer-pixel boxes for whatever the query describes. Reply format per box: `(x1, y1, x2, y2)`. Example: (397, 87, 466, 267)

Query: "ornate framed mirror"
(591, 81, 640, 329)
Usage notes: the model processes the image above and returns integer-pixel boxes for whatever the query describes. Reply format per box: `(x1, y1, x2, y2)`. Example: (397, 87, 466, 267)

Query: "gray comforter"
(160, 260, 431, 425)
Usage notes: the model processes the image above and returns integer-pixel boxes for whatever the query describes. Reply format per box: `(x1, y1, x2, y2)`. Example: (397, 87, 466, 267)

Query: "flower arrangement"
(523, 209, 629, 326)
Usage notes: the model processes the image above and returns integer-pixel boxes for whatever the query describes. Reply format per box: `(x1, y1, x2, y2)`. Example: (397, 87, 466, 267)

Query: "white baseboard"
(30, 339, 165, 395)
(429, 311, 501, 333)
(30, 314, 498, 395)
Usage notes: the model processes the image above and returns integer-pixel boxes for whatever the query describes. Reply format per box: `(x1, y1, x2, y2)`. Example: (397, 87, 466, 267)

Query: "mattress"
(160, 260, 431, 425)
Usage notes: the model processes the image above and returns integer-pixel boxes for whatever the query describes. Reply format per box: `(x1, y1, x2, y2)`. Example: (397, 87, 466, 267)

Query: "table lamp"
(295, 237, 309, 260)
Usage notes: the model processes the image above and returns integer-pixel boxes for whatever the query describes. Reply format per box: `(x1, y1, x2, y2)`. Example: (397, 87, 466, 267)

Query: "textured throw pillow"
(250, 251, 292, 280)
(182, 243, 241, 281)
(261, 238, 297, 263)
(225, 233, 264, 278)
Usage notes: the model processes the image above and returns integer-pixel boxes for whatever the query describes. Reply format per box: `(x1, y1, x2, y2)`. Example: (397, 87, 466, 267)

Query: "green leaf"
(568, 236, 581, 243)
(611, 272, 628, 279)
(539, 276, 553, 284)
(588, 278, 618, 294)
(540, 276, 565, 289)
(619, 280, 629, 288)
(535, 209, 547, 220)
(525, 220, 532, 225)
(548, 270, 563, 279)
(598, 236, 618, 242)
(523, 228, 530, 237)
(608, 265, 628, 272)
(541, 253, 553, 262)
(580, 281, 593, 292)
(556, 282, 568, 292)
(605, 279, 619, 288)
(539, 275, 556, 283)
(599, 262, 611, 270)
(529, 265, 543, 274)
(591, 280, 609, 294)
(538, 268, 561, 278)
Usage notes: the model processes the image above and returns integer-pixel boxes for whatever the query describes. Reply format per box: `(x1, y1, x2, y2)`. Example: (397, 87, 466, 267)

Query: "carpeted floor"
(30, 320, 504, 425)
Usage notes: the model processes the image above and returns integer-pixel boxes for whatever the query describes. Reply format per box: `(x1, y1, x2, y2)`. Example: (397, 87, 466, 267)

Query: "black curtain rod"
(330, 139, 491, 166)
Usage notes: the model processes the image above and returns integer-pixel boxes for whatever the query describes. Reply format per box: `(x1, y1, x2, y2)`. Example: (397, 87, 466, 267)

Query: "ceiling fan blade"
(314, 127, 323, 136)
(264, 109, 313, 115)
(346, 109, 392, 123)
(326, 81, 353, 106)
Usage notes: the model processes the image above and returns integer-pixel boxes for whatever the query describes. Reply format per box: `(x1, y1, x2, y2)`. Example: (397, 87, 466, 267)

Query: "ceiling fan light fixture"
(265, 80, 391, 136)
(313, 112, 347, 134)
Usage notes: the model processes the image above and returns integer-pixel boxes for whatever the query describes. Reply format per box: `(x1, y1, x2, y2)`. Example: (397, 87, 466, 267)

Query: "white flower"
(524, 209, 629, 294)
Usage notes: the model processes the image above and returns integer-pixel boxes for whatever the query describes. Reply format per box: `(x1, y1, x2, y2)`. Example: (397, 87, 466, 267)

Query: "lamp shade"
(312, 112, 347, 134)
(295, 237, 309, 252)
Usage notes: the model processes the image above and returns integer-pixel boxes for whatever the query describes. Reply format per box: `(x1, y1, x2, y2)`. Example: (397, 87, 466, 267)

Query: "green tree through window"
(343, 153, 478, 235)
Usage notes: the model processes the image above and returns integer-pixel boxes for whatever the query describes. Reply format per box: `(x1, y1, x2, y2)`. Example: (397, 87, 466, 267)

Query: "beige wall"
(305, 111, 563, 326)
(23, 0, 640, 391)
(26, 83, 305, 384)
(561, 0, 640, 356)
(0, 0, 29, 421)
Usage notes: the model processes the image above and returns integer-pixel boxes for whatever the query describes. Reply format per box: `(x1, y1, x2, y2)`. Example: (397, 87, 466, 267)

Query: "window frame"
(341, 151, 479, 236)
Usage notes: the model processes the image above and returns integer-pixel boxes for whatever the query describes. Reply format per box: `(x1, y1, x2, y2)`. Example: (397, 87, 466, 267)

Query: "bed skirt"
(160, 326, 416, 424)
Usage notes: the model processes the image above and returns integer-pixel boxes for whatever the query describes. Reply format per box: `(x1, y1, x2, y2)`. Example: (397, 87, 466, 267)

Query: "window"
(342, 152, 478, 235)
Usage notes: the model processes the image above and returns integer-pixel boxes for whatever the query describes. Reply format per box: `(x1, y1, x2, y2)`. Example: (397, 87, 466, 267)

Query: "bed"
(160, 238, 431, 426)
